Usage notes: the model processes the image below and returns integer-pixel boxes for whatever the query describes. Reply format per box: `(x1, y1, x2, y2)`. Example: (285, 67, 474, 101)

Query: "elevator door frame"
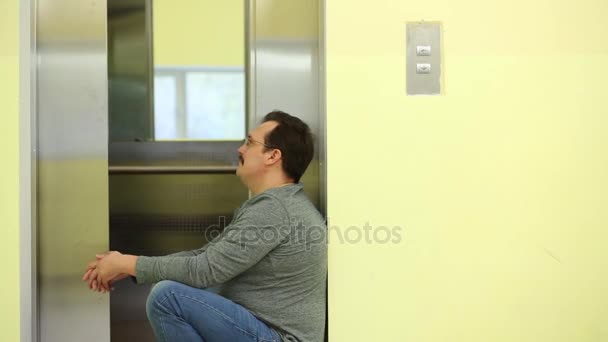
(20, 0, 327, 341)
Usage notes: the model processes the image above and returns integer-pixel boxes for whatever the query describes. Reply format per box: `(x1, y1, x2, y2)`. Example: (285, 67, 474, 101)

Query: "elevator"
(33, 0, 326, 340)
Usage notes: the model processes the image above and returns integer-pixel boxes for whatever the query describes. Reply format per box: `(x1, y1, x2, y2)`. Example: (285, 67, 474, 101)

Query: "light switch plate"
(407, 22, 442, 95)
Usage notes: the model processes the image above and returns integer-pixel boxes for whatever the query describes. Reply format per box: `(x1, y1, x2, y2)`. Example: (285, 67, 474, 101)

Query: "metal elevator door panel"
(36, 0, 110, 341)
(251, 0, 324, 212)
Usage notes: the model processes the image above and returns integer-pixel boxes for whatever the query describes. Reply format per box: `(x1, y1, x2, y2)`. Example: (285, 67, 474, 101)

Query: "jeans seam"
(165, 290, 260, 340)
(158, 313, 168, 342)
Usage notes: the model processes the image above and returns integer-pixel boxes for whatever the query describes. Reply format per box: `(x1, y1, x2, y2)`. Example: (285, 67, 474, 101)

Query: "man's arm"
(88, 238, 210, 287)
(164, 244, 209, 258)
(133, 194, 289, 288)
(89, 217, 232, 288)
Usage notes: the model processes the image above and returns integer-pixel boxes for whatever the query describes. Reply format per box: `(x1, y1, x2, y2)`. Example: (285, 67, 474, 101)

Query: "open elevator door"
(36, 0, 324, 340)
(107, 2, 324, 341)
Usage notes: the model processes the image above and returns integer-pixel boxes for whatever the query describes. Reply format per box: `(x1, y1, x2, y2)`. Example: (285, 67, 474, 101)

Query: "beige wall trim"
(19, 0, 37, 340)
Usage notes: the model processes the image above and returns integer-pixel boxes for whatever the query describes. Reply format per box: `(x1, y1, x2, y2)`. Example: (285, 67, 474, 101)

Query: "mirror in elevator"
(108, 0, 246, 142)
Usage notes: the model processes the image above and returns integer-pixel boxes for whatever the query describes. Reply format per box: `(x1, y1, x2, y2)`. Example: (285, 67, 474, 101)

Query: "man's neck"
(249, 177, 294, 196)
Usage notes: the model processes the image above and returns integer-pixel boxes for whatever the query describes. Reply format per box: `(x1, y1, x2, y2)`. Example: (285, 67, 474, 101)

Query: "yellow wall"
(255, 0, 318, 39)
(153, 0, 244, 66)
(0, 0, 21, 340)
(326, 1, 608, 341)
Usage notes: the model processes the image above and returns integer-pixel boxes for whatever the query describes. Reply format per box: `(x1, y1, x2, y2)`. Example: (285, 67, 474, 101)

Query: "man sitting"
(83, 111, 327, 342)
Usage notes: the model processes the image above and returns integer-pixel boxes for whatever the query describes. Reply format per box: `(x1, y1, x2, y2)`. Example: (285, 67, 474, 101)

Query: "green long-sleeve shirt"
(135, 183, 327, 342)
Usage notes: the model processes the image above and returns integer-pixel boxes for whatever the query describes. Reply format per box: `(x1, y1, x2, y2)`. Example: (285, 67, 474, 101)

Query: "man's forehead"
(249, 121, 278, 139)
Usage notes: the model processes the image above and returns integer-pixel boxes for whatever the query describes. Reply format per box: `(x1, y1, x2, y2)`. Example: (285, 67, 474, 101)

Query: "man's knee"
(146, 280, 181, 319)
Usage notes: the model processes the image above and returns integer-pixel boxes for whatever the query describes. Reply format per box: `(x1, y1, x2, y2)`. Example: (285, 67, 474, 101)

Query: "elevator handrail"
(108, 165, 238, 174)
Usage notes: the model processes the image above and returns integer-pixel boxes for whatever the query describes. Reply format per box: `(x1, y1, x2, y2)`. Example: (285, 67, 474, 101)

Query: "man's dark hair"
(262, 110, 314, 183)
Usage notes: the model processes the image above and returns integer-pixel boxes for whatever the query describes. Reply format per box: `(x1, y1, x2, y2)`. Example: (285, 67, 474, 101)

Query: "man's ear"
(265, 149, 282, 166)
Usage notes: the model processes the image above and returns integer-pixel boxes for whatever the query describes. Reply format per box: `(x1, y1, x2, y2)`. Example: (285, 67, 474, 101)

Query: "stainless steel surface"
(108, 0, 154, 141)
(109, 141, 242, 166)
(145, 0, 154, 132)
(406, 22, 442, 95)
(37, 0, 110, 341)
(319, 2, 328, 340)
(245, 0, 255, 137)
(319, 0, 327, 219)
(109, 165, 237, 174)
(20, 0, 37, 340)
(251, 0, 323, 211)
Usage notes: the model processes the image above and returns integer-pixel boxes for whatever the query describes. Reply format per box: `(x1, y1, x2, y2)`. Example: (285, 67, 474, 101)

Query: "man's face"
(236, 121, 279, 185)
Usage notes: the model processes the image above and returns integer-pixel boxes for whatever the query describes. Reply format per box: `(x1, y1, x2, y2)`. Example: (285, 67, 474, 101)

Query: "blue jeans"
(146, 280, 282, 342)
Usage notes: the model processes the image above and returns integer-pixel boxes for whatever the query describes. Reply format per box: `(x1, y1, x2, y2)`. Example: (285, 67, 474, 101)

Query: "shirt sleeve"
(134, 194, 290, 288)
(164, 246, 207, 258)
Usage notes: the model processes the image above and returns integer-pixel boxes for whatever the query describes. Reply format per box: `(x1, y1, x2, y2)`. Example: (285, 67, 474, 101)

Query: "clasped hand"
(82, 251, 129, 293)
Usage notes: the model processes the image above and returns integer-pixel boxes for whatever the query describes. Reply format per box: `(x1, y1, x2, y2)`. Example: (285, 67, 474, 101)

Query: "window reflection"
(153, 75, 177, 139)
(154, 68, 245, 140)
